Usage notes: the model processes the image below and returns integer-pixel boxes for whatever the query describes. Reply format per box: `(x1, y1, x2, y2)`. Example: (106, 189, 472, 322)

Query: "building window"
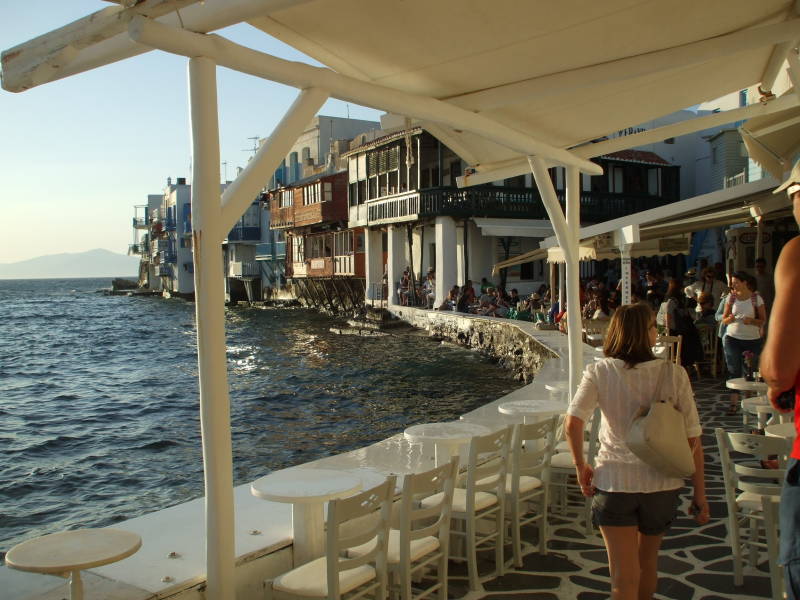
(279, 189, 293, 208)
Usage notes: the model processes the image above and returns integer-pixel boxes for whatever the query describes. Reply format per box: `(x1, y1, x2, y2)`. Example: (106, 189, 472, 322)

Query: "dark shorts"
(592, 489, 681, 535)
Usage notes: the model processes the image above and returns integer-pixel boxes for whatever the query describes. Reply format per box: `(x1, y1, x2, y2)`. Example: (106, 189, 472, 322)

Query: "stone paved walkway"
(443, 376, 777, 600)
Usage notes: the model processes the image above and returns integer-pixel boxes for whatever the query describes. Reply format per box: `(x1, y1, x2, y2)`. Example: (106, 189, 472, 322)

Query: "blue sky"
(0, 1, 382, 263)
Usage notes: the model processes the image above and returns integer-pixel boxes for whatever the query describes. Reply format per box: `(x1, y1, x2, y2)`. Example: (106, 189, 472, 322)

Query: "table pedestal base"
(70, 570, 83, 600)
(292, 504, 325, 566)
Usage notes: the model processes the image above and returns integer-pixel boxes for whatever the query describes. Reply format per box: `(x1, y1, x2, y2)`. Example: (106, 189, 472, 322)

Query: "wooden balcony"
(366, 186, 674, 226)
(269, 204, 294, 229)
(294, 200, 348, 228)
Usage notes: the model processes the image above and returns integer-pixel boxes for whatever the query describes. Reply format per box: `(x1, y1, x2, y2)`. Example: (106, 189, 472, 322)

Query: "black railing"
(366, 186, 674, 224)
(227, 226, 261, 241)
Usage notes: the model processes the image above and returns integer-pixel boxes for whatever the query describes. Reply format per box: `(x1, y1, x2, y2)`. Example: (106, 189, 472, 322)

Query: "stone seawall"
(388, 307, 558, 383)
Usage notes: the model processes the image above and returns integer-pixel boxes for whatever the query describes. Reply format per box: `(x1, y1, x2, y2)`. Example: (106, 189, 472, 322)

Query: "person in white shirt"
(684, 267, 727, 313)
(565, 303, 708, 600)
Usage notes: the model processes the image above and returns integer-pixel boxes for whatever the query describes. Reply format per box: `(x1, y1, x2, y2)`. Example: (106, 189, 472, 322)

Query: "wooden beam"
(1, 0, 312, 92)
(128, 17, 602, 174)
(1, 0, 199, 92)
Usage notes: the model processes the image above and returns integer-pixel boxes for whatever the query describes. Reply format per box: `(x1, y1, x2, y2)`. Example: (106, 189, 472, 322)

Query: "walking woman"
(721, 271, 766, 412)
(565, 303, 709, 600)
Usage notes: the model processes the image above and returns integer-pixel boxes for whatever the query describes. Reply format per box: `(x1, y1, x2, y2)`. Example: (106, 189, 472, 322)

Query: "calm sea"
(0, 278, 519, 550)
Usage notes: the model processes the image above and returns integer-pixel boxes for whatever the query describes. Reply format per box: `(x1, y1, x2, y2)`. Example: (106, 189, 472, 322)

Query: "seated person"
(509, 288, 521, 309)
(695, 291, 717, 326)
(483, 288, 510, 317)
(526, 292, 542, 311)
(439, 285, 460, 310)
(592, 290, 613, 320)
(398, 269, 410, 306)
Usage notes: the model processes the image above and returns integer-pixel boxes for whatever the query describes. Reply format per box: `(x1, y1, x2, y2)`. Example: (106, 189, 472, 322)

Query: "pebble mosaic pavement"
(439, 376, 778, 600)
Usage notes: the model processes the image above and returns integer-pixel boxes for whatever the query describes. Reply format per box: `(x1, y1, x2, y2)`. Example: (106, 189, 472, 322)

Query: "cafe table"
(498, 398, 566, 423)
(726, 377, 769, 394)
(251, 467, 362, 566)
(5, 528, 142, 600)
(404, 421, 490, 466)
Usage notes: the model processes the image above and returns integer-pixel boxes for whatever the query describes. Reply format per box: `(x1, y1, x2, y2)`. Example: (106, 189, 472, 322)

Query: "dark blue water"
(0, 278, 519, 550)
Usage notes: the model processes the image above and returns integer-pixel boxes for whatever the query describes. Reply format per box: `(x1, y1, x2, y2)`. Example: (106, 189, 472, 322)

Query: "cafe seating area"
(4, 320, 792, 600)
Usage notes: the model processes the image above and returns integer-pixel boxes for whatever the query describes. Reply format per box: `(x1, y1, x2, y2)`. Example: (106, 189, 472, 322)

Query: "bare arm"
(565, 414, 595, 496)
(721, 298, 734, 325)
(688, 436, 709, 524)
(761, 236, 800, 403)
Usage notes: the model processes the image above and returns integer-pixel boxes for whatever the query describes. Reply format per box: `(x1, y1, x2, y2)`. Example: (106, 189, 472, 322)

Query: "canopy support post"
(220, 87, 329, 233)
(529, 157, 582, 397)
(565, 166, 583, 398)
(615, 225, 640, 307)
(188, 55, 235, 600)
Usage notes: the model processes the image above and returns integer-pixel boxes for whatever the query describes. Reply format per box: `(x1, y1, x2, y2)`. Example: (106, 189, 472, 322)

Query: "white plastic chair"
(506, 416, 558, 566)
(267, 476, 396, 600)
(715, 428, 789, 587)
(549, 408, 601, 535)
(349, 458, 459, 600)
(422, 426, 511, 591)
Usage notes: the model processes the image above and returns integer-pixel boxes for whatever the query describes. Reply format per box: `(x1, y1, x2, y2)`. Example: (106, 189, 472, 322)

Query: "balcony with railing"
(155, 264, 174, 278)
(366, 186, 674, 226)
(229, 261, 261, 278)
(132, 217, 148, 229)
(162, 250, 177, 264)
(255, 241, 287, 260)
(164, 215, 177, 232)
(226, 226, 261, 242)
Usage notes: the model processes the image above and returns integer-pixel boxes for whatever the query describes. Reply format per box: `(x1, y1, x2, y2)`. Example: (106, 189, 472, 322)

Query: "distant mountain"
(0, 249, 140, 279)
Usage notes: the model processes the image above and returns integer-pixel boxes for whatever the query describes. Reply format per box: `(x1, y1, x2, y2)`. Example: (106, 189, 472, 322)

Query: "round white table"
(726, 378, 768, 394)
(498, 398, 565, 422)
(5, 528, 141, 600)
(404, 421, 490, 466)
(251, 468, 362, 566)
(765, 421, 796, 442)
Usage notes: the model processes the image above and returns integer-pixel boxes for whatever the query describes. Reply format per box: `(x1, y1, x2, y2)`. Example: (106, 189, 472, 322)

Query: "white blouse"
(567, 357, 702, 493)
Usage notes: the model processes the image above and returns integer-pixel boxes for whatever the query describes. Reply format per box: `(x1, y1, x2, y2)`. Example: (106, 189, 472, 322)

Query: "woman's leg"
(599, 525, 641, 600)
(723, 335, 743, 412)
(637, 532, 665, 600)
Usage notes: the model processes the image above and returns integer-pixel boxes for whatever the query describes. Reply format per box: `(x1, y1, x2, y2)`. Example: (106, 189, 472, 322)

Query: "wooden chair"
(422, 427, 511, 591)
(655, 334, 682, 366)
(694, 324, 719, 377)
(349, 458, 459, 600)
(761, 495, 784, 600)
(581, 318, 610, 347)
(715, 428, 789, 588)
(267, 476, 396, 600)
(506, 416, 558, 566)
(549, 408, 601, 535)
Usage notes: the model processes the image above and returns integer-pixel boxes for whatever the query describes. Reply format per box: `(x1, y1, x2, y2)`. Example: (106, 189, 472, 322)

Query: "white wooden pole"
(529, 157, 583, 394)
(620, 247, 632, 306)
(565, 166, 583, 397)
(761, 38, 800, 94)
(188, 56, 236, 600)
(220, 87, 329, 233)
(128, 16, 601, 175)
(458, 94, 800, 188)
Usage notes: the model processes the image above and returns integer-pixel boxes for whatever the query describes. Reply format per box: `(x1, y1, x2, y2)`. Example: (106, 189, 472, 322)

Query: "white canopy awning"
(472, 218, 553, 238)
(740, 90, 800, 179)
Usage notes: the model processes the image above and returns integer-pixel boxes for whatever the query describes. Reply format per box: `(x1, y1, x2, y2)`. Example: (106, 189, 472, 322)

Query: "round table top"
(498, 398, 566, 416)
(765, 422, 796, 440)
(5, 528, 141, 574)
(544, 381, 569, 392)
(251, 468, 363, 504)
(404, 421, 490, 444)
(726, 378, 768, 392)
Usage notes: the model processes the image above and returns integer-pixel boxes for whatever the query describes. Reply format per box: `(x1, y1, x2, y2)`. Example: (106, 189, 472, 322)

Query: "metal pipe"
(188, 56, 235, 600)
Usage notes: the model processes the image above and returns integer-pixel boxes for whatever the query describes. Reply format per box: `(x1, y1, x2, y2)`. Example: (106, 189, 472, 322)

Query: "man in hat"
(760, 160, 800, 598)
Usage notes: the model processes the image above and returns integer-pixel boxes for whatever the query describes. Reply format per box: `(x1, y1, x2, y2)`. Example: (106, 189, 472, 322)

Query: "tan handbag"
(626, 362, 695, 478)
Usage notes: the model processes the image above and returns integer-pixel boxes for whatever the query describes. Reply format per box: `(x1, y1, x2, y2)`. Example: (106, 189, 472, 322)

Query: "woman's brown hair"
(602, 303, 655, 368)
